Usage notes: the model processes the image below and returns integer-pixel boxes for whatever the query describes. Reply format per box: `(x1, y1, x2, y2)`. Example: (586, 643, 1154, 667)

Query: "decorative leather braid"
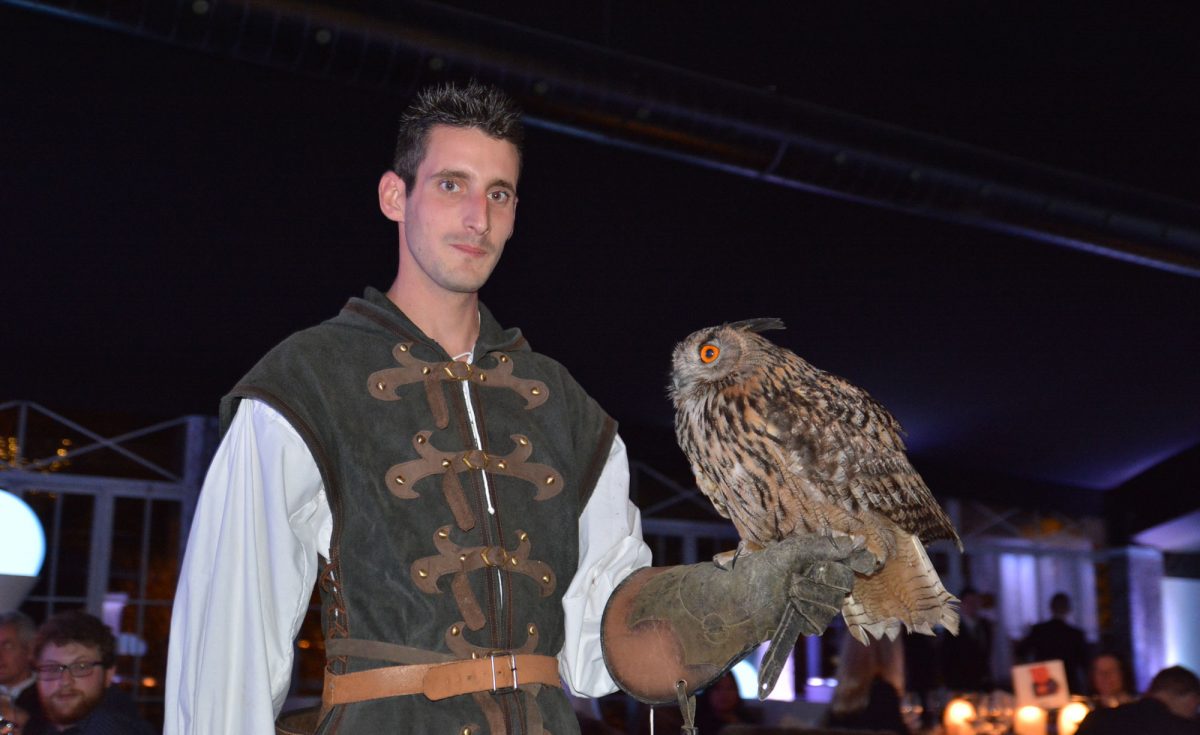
(444, 619, 541, 658)
(368, 344, 549, 430)
(384, 432, 564, 532)
(411, 526, 556, 631)
(468, 686, 550, 734)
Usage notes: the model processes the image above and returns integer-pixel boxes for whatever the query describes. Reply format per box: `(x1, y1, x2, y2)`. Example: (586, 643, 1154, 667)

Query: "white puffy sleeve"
(165, 399, 331, 734)
(559, 434, 653, 697)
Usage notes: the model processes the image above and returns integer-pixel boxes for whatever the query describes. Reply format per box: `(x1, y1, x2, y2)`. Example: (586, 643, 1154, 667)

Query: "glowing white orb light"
(0, 488, 46, 609)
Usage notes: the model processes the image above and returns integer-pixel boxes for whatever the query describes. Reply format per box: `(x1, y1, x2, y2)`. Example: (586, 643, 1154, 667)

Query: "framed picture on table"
(1012, 660, 1070, 710)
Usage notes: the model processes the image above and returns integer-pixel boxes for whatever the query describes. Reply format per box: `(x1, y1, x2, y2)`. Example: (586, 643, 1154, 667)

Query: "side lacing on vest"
(318, 562, 350, 673)
(367, 343, 549, 430)
(383, 431, 564, 532)
(410, 525, 556, 632)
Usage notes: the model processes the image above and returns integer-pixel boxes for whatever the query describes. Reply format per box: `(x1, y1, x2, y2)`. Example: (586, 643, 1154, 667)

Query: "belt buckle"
(487, 650, 519, 695)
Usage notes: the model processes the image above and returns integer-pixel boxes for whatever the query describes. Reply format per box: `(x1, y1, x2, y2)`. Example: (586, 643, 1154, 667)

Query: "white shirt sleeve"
(559, 434, 653, 697)
(165, 399, 331, 735)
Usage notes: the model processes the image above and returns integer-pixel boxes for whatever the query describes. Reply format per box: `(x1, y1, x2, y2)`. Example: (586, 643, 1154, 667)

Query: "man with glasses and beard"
(22, 611, 152, 735)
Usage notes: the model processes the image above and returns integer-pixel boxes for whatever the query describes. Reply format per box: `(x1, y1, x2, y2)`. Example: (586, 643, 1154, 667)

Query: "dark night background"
(3, 1, 1199, 545)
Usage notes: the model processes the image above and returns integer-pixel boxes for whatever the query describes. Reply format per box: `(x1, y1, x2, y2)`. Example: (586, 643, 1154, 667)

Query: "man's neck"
(385, 278, 480, 359)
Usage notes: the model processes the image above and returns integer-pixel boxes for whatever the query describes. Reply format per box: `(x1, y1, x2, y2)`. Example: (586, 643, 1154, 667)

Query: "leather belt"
(323, 653, 560, 705)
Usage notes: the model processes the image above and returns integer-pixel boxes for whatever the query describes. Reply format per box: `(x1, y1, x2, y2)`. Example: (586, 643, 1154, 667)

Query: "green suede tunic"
(221, 288, 616, 734)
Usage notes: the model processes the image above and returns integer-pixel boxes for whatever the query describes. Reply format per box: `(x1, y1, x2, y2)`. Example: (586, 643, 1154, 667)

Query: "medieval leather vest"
(221, 288, 616, 734)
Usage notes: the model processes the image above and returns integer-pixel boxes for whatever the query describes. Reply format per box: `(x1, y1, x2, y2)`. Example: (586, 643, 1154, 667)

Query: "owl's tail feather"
(841, 531, 959, 645)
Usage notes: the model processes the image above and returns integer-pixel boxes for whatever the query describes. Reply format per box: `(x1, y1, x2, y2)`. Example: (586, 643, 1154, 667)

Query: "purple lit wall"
(1162, 579, 1200, 675)
(1113, 548, 1166, 692)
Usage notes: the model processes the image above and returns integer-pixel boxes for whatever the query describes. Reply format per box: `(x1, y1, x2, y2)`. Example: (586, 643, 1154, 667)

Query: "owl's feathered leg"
(842, 531, 959, 644)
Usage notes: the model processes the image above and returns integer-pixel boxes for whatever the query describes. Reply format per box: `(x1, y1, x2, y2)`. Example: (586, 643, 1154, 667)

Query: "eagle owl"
(670, 318, 962, 643)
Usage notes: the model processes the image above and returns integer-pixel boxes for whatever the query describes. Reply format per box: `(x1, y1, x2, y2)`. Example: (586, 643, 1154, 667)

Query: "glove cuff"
(600, 565, 759, 704)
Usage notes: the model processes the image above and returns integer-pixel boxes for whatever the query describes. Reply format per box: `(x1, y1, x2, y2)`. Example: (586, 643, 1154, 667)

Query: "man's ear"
(103, 665, 115, 688)
(378, 171, 407, 223)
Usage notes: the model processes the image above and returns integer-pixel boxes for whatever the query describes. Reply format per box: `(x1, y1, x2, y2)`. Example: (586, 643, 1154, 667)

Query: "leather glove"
(601, 534, 875, 704)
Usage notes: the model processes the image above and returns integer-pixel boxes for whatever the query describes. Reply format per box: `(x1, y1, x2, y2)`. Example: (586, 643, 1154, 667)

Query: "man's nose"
(462, 193, 491, 235)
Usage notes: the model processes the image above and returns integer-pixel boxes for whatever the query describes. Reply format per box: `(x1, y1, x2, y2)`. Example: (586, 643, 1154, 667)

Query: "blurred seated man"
(22, 610, 154, 735)
(1075, 665, 1200, 735)
(1, 611, 42, 727)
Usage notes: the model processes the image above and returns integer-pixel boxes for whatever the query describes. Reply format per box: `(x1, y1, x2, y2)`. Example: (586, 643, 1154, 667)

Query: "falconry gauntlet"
(601, 534, 875, 704)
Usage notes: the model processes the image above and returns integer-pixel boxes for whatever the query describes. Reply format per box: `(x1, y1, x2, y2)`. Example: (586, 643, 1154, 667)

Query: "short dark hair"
(1050, 592, 1071, 615)
(33, 610, 116, 667)
(1148, 665, 1200, 697)
(391, 80, 524, 191)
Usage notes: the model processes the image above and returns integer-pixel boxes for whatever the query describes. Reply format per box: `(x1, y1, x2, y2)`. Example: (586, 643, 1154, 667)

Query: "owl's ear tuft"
(727, 318, 786, 334)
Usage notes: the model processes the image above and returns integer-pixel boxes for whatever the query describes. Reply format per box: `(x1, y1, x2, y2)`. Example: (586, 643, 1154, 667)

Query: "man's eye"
(489, 190, 511, 204)
(438, 180, 461, 192)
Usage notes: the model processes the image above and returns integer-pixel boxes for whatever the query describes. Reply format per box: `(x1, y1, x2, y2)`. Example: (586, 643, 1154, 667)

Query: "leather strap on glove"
(601, 534, 874, 704)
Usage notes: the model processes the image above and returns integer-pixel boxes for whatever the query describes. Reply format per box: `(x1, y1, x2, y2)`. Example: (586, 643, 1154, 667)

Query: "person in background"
(694, 671, 755, 733)
(22, 610, 154, 735)
(825, 632, 910, 735)
(1016, 591, 1089, 693)
(903, 627, 942, 731)
(0, 612, 40, 726)
(1088, 651, 1136, 708)
(938, 587, 994, 692)
(1075, 665, 1200, 735)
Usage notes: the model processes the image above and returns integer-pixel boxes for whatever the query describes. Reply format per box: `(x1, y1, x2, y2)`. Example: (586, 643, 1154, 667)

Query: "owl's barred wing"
(693, 468, 732, 520)
(763, 361, 961, 549)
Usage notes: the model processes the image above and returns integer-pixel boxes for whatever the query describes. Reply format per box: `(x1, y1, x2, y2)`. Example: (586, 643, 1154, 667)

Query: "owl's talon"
(712, 548, 739, 570)
(713, 539, 764, 570)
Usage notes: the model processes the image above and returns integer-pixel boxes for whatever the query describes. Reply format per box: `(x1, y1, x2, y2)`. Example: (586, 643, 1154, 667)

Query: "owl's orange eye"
(699, 344, 720, 363)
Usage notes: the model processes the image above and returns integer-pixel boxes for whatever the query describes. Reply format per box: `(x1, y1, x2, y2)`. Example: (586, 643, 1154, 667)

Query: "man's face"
(396, 125, 520, 296)
(1090, 655, 1123, 696)
(0, 624, 31, 687)
(35, 642, 113, 726)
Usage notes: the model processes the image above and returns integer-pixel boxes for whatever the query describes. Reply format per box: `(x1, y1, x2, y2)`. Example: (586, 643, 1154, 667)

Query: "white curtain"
(965, 542, 1098, 688)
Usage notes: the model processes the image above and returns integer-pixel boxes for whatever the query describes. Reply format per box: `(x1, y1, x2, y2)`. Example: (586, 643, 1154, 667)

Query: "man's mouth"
(450, 242, 488, 256)
(447, 235, 491, 256)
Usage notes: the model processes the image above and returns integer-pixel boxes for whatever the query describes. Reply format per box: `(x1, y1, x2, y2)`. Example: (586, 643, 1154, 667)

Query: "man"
(22, 610, 154, 735)
(167, 81, 864, 734)
(1076, 665, 1200, 735)
(0, 611, 40, 722)
(1016, 591, 1089, 693)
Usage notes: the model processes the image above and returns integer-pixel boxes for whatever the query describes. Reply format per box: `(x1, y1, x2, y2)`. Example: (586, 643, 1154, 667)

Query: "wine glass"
(970, 690, 1015, 735)
(900, 691, 925, 732)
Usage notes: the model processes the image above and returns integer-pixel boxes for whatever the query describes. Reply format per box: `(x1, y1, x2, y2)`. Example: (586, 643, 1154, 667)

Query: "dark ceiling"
(3, 1, 1198, 543)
